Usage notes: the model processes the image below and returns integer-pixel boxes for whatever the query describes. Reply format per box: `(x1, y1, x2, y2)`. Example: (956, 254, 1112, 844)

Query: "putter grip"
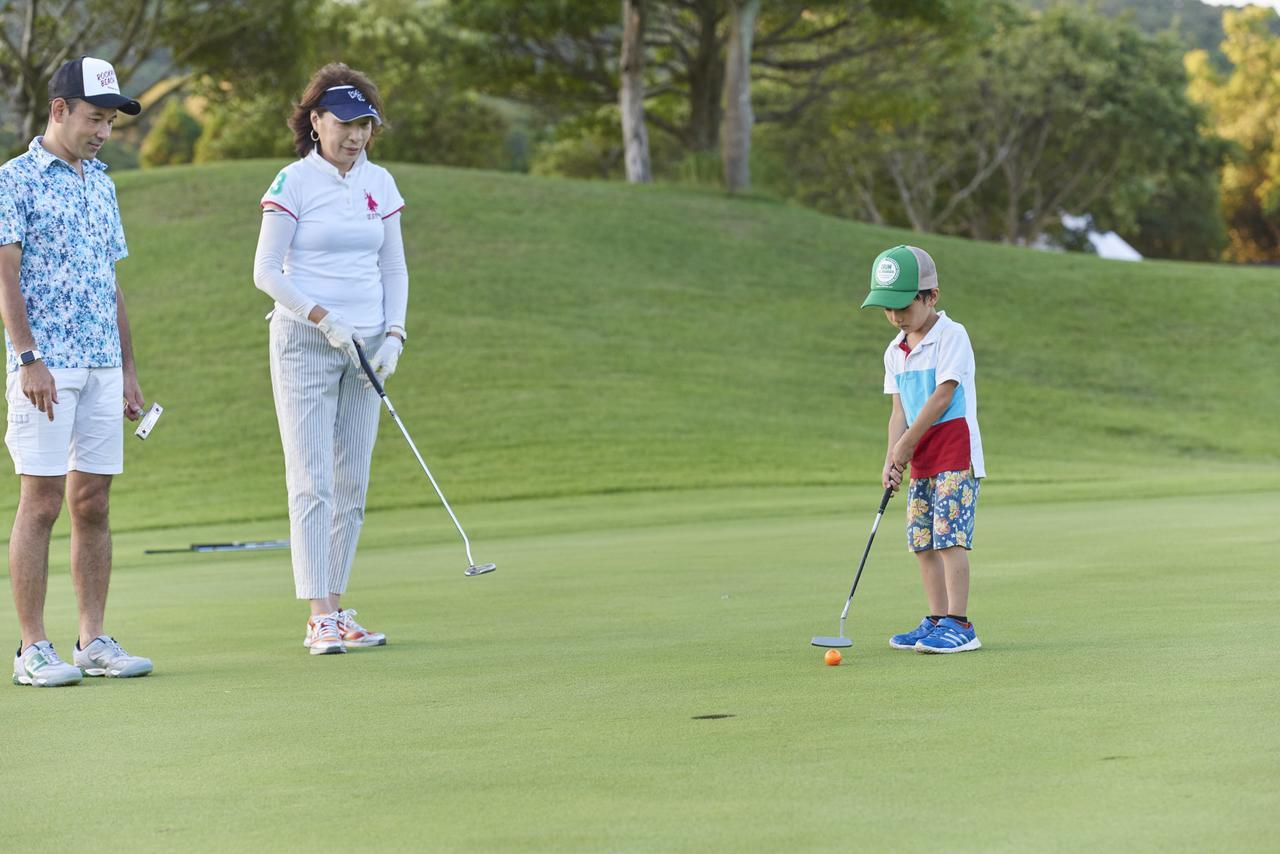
(878, 485, 895, 514)
(353, 340, 385, 397)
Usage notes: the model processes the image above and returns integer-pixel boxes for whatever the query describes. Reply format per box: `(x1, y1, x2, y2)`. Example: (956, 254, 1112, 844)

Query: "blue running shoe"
(915, 617, 981, 654)
(890, 617, 938, 650)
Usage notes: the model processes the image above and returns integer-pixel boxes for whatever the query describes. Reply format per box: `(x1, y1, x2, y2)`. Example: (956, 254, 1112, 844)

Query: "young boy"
(860, 245, 984, 654)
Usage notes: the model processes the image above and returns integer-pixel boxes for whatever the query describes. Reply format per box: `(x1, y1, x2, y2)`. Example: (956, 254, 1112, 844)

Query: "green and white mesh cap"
(860, 245, 939, 310)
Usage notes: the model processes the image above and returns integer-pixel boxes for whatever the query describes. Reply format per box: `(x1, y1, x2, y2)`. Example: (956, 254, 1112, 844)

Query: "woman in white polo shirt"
(252, 63, 407, 655)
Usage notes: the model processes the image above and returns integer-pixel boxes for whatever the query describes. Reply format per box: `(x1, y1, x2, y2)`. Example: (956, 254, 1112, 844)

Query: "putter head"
(465, 563, 497, 577)
(811, 636, 853, 649)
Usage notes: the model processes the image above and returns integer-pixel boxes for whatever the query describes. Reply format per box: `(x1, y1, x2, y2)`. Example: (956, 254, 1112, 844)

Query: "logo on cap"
(348, 89, 366, 102)
(874, 258, 900, 288)
(96, 69, 117, 90)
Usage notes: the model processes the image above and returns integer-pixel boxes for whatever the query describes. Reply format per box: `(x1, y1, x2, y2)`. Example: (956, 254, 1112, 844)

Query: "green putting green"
(4, 486, 1276, 851)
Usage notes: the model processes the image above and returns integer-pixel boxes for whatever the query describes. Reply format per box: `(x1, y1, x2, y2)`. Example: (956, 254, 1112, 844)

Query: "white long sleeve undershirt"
(378, 213, 408, 332)
(252, 208, 409, 332)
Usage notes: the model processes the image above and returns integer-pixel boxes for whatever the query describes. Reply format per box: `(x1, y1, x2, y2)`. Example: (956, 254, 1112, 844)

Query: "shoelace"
(313, 615, 340, 638)
(31, 643, 66, 668)
(339, 609, 364, 632)
(97, 636, 129, 661)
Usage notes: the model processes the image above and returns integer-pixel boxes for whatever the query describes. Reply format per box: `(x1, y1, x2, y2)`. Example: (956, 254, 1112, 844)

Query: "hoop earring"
(310, 129, 319, 142)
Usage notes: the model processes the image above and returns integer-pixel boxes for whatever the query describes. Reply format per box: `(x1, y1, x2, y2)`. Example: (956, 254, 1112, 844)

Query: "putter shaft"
(821, 485, 896, 639)
(379, 396, 479, 568)
(353, 341, 488, 571)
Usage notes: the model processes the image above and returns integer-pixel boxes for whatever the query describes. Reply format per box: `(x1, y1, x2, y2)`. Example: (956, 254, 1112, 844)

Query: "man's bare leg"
(9, 475, 65, 650)
(66, 472, 112, 648)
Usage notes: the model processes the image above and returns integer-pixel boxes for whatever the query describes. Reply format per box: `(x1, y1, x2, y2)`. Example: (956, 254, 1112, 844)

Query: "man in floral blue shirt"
(0, 57, 153, 687)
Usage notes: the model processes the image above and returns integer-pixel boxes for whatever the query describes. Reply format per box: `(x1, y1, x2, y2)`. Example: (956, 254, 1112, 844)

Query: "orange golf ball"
(824, 649, 842, 666)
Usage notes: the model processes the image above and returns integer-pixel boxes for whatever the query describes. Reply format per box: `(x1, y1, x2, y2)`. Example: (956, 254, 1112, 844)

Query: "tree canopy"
(1188, 6, 1280, 261)
(1, 0, 1262, 261)
(759, 4, 1228, 258)
(0, 0, 309, 154)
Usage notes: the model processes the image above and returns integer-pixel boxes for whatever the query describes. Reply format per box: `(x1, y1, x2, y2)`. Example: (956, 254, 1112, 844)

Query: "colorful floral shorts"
(906, 469, 980, 552)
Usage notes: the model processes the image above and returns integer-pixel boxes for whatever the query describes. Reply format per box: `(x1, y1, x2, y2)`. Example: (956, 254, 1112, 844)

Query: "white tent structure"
(1059, 213, 1143, 261)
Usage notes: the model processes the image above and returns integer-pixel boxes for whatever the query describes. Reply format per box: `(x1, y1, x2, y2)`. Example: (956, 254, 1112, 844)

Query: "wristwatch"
(18, 349, 42, 366)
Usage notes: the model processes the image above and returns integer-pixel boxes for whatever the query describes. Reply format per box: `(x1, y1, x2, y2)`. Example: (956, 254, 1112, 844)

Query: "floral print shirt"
(0, 137, 126, 372)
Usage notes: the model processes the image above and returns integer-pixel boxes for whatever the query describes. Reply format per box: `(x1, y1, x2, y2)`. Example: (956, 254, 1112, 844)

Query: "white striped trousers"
(269, 314, 383, 599)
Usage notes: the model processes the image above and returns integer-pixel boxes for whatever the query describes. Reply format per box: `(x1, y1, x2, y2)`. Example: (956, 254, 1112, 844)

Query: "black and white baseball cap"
(317, 85, 381, 125)
(48, 56, 141, 115)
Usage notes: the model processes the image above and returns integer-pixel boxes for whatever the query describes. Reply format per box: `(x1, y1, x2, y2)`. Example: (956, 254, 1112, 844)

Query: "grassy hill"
(8, 160, 1275, 532)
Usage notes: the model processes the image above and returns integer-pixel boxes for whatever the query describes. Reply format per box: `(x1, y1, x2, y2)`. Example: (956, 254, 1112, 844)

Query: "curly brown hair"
(288, 62, 385, 158)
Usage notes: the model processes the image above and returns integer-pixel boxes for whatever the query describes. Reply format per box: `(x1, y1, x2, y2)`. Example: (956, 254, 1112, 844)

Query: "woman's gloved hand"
(316, 311, 363, 364)
(369, 336, 403, 384)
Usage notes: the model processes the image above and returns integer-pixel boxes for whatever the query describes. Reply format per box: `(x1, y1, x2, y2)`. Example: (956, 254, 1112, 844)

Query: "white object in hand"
(134, 402, 163, 440)
(370, 336, 403, 383)
(316, 311, 363, 363)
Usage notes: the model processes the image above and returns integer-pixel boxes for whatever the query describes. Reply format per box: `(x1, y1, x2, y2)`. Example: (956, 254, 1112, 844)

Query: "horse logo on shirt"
(365, 191, 379, 220)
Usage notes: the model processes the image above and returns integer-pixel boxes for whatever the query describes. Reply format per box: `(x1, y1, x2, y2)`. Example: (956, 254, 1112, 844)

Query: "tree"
(757, 4, 1010, 231)
(315, 0, 511, 169)
(0, 0, 309, 144)
(620, 0, 652, 182)
(191, 0, 513, 170)
(763, 5, 1228, 253)
(720, 0, 759, 193)
(448, 0, 963, 188)
(1187, 6, 1280, 261)
(192, 90, 297, 163)
(139, 98, 201, 167)
(1126, 131, 1230, 262)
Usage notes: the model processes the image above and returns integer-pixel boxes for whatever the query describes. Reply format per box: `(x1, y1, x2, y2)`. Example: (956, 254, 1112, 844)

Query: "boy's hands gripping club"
(882, 461, 904, 494)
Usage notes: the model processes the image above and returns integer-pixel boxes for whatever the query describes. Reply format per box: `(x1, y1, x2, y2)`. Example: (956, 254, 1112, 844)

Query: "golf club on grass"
(355, 340, 496, 577)
(144, 539, 289, 555)
(811, 481, 897, 648)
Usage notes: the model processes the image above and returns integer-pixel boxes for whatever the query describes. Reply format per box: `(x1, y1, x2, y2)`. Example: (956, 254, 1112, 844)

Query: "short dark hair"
(289, 63, 384, 158)
(915, 288, 938, 303)
(48, 97, 81, 115)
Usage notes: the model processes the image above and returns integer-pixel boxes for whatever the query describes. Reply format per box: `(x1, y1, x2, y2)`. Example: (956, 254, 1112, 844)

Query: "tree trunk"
(619, 0, 651, 183)
(4, 0, 44, 145)
(686, 1, 723, 152)
(721, 0, 760, 194)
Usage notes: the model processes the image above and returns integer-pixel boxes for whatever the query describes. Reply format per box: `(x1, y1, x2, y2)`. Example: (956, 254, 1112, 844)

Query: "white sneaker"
(303, 612, 346, 655)
(74, 635, 154, 678)
(13, 640, 83, 687)
(337, 609, 386, 647)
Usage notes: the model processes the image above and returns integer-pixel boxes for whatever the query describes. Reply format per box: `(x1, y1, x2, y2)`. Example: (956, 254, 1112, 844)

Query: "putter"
(811, 481, 897, 648)
(145, 539, 289, 555)
(355, 340, 496, 577)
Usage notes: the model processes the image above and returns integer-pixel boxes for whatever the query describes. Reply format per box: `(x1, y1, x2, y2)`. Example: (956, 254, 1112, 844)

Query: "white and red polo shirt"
(260, 149, 405, 329)
(883, 311, 985, 479)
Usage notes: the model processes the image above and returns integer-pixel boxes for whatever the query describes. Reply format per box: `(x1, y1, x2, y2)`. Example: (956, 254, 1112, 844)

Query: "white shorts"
(5, 367, 124, 476)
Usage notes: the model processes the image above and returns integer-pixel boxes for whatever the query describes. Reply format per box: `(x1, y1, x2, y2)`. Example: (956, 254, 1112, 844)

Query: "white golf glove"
(370, 336, 403, 384)
(315, 311, 363, 364)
